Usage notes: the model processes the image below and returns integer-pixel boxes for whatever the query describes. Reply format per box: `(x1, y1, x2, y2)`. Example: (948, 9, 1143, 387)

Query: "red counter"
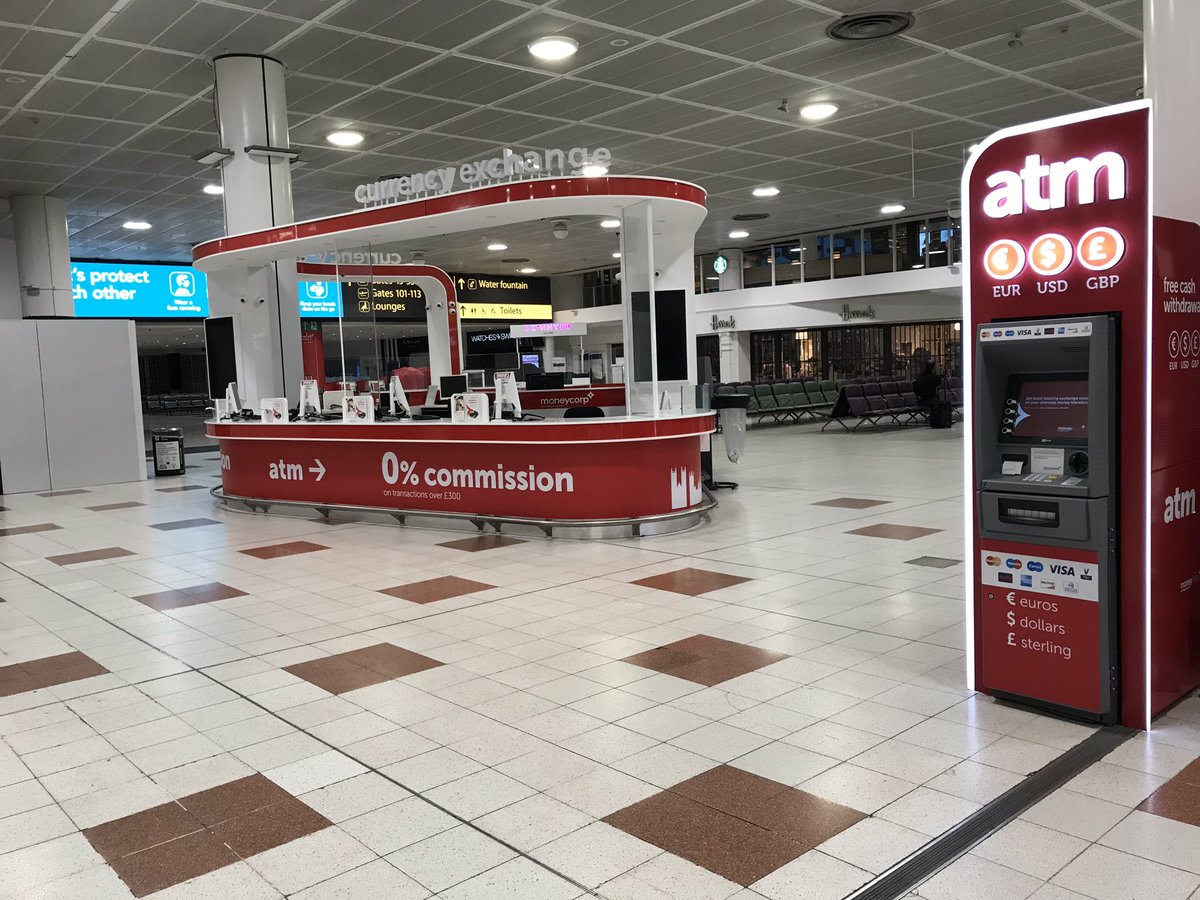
(207, 414, 715, 522)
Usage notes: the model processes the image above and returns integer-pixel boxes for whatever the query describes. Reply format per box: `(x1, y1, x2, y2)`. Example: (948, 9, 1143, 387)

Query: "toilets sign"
(353, 147, 612, 206)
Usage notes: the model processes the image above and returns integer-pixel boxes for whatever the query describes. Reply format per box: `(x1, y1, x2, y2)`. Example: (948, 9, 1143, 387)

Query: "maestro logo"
(1005, 558, 1023, 570)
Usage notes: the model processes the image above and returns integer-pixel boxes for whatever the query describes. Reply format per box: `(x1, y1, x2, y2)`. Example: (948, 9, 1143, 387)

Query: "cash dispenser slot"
(998, 498, 1059, 527)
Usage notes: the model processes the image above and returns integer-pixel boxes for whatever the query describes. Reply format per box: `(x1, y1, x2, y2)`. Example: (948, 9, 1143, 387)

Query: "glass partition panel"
(926, 217, 958, 268)
(831, 229, 863, 279)
(802, 234, 830, 282)
(743, 246, 773, 288)
(895, 220, 924, 269)
(774, 241, 803, 285)
(864, 225, 894, 275)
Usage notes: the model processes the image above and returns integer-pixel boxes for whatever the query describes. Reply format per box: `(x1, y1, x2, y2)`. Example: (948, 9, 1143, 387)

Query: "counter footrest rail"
(209, 486, 716, 540)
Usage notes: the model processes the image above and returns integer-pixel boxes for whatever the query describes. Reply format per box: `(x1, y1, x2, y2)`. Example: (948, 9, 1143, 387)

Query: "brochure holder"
(343, 395, 375, 423)
(298, 379, 321, 418)
(451, 392, 489, 423)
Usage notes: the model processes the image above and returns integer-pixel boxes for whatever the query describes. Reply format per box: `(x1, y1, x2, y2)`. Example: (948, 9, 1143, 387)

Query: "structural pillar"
(11, 195, 73, 318)
(1145, 0, 1200, 223)
(207, 53, 302, 404)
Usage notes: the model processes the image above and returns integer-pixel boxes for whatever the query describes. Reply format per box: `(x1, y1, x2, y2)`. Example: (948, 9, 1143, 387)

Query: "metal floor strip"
(847, 722, 1136, 900)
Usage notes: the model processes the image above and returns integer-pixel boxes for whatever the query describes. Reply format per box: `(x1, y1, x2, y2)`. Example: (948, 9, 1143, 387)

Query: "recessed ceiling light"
(752, 185, 780, 198)
(202, 184, 224, 195)
(529, 36, 578, 61)
(880, 203, 906, 215)
(519, 267, 538, 274)
(600, 218, 621, 228)
(326, 130, 364, 147)
(912, 263, 925, 269)
(4, 76, 26, 84)
(729, 229, 749, 239)
(487, 242, 507, 251)
(610, 38, 630, 47)
(705, 276, 720, 281)
(789, 246, 803, 253)
(581, 164, 609, 177)
(123, 221, 151, 230)
(799, 102, 839, 121)
(612, 252, 621, 258)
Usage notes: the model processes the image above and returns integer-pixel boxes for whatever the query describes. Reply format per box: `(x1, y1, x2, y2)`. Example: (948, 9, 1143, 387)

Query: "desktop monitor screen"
(1001, 374, 1089, 444)
(439, 375, 468, 398)
(521, 353, 541, 368)
(526, 373, 565, 390)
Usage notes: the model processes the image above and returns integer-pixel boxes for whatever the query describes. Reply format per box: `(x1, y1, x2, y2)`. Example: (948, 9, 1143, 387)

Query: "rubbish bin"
(151, 427, 185, 476)
(709, 393, 751, 489)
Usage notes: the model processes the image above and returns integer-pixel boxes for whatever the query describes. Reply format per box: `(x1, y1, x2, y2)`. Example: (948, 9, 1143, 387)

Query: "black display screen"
(1001, 374, 1089, 444)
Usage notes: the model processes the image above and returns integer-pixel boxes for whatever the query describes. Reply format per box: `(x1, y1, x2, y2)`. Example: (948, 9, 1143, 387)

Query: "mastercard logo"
(983, 239, 1025, 280)
(985, 556, 1002, 567)
(1028, 233, 1073, 277)
(1077, 226, 1125, 271)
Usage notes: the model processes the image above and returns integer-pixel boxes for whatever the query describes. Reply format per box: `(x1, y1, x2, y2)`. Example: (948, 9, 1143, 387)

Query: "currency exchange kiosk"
(973, 316, 1119, 723)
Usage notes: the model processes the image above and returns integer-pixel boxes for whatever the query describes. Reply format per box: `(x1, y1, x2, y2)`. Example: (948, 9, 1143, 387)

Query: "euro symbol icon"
(1006, 591, 1016, 604)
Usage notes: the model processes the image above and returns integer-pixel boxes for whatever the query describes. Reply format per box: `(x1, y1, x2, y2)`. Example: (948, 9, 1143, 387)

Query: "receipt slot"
(974, 317, 1119, 722)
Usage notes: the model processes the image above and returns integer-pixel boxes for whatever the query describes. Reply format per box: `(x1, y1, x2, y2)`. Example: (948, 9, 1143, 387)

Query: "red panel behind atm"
(964, 103, 1152, 727)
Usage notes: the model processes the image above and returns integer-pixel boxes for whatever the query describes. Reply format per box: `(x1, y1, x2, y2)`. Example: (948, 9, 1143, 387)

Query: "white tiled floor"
(0, 424, 1197, 898)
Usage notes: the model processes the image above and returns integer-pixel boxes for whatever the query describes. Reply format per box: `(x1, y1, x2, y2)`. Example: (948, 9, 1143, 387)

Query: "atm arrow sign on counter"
(309, 459, 326, 481)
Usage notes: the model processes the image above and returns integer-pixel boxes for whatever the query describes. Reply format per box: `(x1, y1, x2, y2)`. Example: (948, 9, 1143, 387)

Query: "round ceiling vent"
(732, 213, 770, 222)
(502, 257, 530, 263)
(825, 11, 915, 41)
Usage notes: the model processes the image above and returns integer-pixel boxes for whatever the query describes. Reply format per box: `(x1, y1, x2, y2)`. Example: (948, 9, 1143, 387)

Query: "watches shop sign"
(353, 147, 612, 206)
(71, 262, 209, 318)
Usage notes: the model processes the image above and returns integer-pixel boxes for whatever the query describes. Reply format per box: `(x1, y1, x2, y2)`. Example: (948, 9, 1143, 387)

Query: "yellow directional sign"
(458, 303, 553, 321)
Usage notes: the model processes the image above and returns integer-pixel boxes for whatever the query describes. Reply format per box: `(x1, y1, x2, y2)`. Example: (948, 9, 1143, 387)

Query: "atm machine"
(973, 315, 1119, 724)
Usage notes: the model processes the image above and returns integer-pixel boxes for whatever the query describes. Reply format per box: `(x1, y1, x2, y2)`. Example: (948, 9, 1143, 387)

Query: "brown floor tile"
(1175, 758, 1200, 787)
(87, 501, 146, 512)
(623, 635, 787, 686)
(0, 667, 40, 698)
(208, 797, 330, 857)
(84, 802, 203, 862)
(632, 568, 752, 596)
(178, 774, 293, 827)
(605, 788, 804, 886)
(19, 651, 110, 687)
(813, 497, 891, 509)
(340, 643, 443, 679)
(846, 523, 943, 541)
(150, 518, 222, 531)
(108, 828, 238, 897)
(437, 534, 527, 552)
(37, 489, 90, 497)
(284, 655, 390, 695)
(240, 541, 330, 560)
(0, 523, 62, 537)
(1139, 778, 1200, 827)
(134, 582, 246, 611)
(46, 547, 135, 566)
(379, 575, 495, 604)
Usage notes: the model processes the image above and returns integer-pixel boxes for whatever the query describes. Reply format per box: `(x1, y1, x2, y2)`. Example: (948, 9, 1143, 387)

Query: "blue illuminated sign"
(71, 262, 209, 318)
(298, 281, 342, 317)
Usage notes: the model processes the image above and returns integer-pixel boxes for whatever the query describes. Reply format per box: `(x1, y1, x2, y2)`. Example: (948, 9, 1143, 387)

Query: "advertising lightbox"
(71, 262, 209, 318)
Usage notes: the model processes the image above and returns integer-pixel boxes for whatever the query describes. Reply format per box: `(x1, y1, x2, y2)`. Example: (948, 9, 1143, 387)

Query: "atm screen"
(1002, 375, 1089, 444)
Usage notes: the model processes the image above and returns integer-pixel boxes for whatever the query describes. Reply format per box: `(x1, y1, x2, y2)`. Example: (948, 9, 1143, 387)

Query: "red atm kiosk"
(965, 101, 1200, 728)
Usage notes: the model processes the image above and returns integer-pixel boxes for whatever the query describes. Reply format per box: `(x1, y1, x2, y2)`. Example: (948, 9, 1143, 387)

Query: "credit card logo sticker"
(1027, 561, 1044, 573)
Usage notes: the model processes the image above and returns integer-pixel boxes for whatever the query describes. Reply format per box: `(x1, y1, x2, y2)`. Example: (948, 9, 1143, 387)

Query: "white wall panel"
(37, 320, 145, 490)
(0, 322, 51, 493)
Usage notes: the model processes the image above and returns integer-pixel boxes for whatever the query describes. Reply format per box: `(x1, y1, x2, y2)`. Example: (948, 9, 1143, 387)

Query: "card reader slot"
(998, 498, 1059, 527)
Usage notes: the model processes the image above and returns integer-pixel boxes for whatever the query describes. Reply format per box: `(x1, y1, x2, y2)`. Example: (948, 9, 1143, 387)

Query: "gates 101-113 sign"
(354, 146, 612, 206)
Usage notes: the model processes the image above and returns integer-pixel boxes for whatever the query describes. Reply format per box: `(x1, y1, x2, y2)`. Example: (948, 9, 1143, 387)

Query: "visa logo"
(1081, 568, 1094, 581)
(1016, 328, 1035, 336)
(1050, 564, 1076, 576)
(1027, 561, 1044, 572)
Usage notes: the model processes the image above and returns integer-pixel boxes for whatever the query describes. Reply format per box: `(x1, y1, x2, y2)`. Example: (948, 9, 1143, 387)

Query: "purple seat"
(863, 383, 882, 397)
(881, 382, 899, 395)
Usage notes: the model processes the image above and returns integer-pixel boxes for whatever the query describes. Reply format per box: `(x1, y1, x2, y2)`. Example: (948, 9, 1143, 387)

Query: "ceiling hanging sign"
(352, 147, 612, 206)
(454, 272, 552, 321)
(341, 281, 426, 320)
(71, 261, 209, 318)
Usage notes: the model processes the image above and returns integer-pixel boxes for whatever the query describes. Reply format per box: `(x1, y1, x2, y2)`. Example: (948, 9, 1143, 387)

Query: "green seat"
(754, 384, 780, 421)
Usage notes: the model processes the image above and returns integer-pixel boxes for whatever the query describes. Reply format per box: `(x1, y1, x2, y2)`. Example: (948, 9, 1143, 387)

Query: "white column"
(209, 54, 301, 403)
(11, 195, 73, 318)
(0, 237, 20, 320)
(1146, 0, 1200, 223)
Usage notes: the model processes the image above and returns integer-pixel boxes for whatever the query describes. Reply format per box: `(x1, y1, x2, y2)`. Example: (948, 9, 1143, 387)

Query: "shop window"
(925, 217, 958, 268)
